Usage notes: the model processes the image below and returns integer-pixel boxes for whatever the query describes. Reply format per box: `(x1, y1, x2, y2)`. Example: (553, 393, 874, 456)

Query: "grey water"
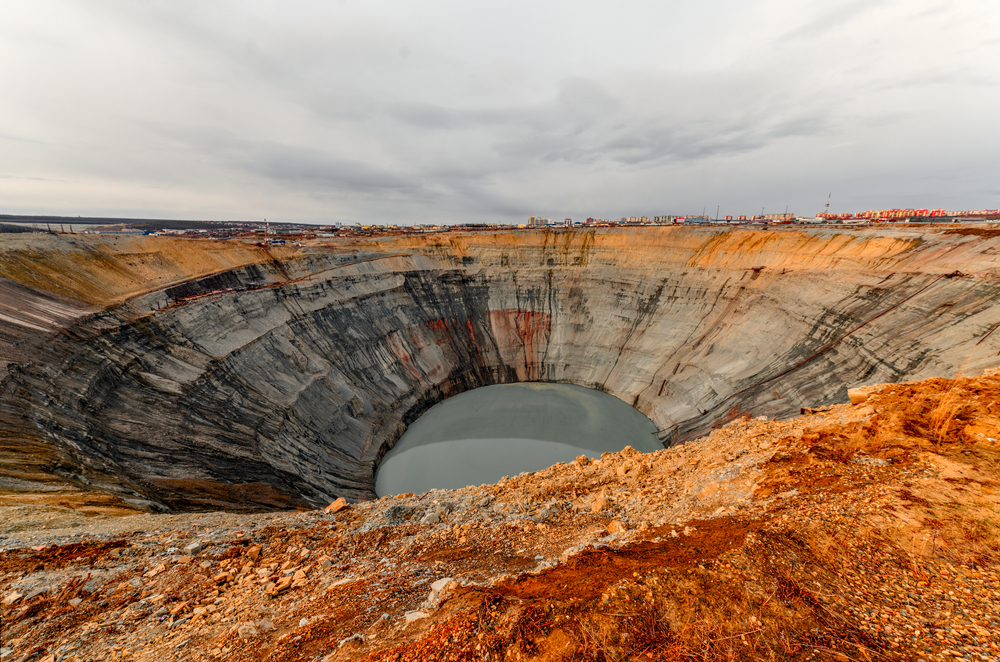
(375, 382, 662, 496)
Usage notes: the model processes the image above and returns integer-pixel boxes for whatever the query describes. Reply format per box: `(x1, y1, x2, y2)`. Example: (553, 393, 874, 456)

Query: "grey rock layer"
(2, 227, 999, 510)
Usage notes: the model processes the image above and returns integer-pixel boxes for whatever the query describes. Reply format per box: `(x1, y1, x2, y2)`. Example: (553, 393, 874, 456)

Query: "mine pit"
(0, 225, 998, 511)
(2, 226, 1000, 661)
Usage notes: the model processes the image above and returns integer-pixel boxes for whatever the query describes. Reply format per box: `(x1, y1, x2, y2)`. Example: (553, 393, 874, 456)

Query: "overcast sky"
(2, 1, 998, 224)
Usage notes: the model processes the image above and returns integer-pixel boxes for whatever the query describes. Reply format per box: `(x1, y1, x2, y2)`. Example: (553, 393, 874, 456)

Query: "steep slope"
(1, 226, 999, 509)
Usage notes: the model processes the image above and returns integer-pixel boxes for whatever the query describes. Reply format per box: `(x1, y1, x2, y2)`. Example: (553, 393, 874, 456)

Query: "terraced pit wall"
(1, 227, 999, 511)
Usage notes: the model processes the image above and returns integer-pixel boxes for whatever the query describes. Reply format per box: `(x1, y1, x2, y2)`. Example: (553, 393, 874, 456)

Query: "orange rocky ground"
(2, 370, 999, 662)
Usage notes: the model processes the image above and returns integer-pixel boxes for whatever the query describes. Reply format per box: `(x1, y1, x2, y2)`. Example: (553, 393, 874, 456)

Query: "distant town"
(532, 206, 1000, 226)
(1, 206, 998, 242)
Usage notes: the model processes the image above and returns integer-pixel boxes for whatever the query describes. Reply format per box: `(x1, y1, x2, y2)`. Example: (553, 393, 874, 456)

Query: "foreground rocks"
(3, 370, 1000, 661)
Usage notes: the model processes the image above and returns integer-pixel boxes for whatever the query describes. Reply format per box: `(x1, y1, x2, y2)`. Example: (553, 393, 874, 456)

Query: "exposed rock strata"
(1, 227, 999, 509)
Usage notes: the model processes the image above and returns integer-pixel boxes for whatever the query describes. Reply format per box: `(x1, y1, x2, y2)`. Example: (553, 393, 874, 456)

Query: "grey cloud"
(301, 90, 382, 123)
(599, 125, 769, 165)
(0, 132, 48, 146)
(252, 143, 421, 193)
(147, 124, 423, 195)
(2, 1, 998, 223)
(780, 0, 890, 40)
(766, 114, 829, 139)
(383, 77, 616, 133)
(385, 102, 470, 130)
(478, 74, 831, 168)
(552, 78, 619, 118)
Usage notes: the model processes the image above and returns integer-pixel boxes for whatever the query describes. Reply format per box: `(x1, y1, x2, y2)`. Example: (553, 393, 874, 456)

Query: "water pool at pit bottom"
(375, 382, 662, 496)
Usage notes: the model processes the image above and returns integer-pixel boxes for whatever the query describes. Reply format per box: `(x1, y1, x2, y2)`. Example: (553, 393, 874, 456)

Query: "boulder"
(421, 577, 455, 610)
(847, 385, 880, 405)
(24, 586, 48, 601)
(238, 623, 259, 639)
(420, 510, 440, 525)
(590, 493, 610, 513)
(324, 497, 349, 513)
(3, 592, 24, 606)
(607, 520, 628, 535)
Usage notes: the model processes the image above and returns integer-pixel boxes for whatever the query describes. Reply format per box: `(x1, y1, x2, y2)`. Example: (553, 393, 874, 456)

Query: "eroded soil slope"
(3, 369, 999, 661)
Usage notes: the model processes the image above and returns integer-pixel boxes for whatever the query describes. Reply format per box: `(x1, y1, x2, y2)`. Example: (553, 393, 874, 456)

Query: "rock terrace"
(2, 226, 1000, 508)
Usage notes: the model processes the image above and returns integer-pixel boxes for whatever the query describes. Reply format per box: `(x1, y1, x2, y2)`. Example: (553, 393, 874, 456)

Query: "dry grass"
(804, 371, 1000, 464)
(946, 510, 1000, 566)
(555, 548, 887, 662)
(567, 598, 683, 661)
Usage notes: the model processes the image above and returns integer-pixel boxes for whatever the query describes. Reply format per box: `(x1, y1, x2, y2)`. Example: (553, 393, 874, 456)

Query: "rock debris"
(3, 370, 1000, 660)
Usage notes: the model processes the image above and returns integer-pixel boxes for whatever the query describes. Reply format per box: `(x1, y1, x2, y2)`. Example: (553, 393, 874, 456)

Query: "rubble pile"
(2, 370, 1000, 661)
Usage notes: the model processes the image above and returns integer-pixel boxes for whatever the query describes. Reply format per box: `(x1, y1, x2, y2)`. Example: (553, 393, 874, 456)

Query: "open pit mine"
(1, 226, 1000, 661)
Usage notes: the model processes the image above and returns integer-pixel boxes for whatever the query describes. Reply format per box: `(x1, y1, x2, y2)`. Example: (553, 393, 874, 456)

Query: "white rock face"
(2, 226, 999, 509)
(421, 577, 455, 610)
(419, 511, 440, 525)
(403, 610, 428, 624)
